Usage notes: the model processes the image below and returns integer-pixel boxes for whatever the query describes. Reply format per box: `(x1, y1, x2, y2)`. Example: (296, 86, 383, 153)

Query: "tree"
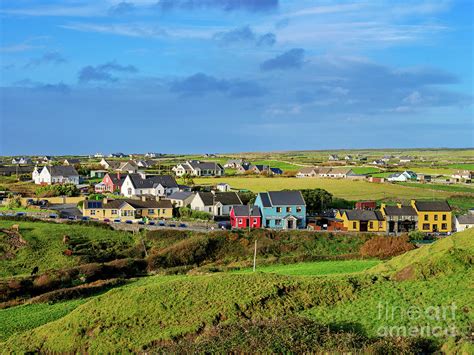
(238, 191, 256, 205)
(300, 189, 333, 214)
(181, 173, 195, 186)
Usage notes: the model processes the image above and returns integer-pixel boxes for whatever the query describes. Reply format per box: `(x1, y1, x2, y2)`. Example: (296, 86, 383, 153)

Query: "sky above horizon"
(0, 0, 473, 155)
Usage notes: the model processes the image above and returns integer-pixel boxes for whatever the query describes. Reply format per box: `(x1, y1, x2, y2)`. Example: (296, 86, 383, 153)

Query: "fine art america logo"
(377, 302, 458, 337)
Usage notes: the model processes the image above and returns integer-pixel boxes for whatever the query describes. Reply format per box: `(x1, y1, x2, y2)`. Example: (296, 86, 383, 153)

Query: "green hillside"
(2, 229, 473, 353)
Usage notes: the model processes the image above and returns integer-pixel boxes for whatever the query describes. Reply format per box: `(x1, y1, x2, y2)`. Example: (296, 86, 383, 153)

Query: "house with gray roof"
(172, 160, 224, 177)
(254, 191, 306, 229)
(168, 191, 195, 207)
(121, 173, 179, 197)
(33, 165, 80, 185)
(381, 203, 418, 234)
(190, 191, 242, 216)
(455, 211, 474, 232)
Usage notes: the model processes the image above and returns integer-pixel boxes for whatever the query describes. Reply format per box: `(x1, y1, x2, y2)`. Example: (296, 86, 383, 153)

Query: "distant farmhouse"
(173, 160, 224, 177)
(121, 174, 179, 198)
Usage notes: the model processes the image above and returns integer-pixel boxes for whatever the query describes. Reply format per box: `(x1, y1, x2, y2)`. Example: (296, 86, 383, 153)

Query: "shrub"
(360, 236, 415, 259)
(177, 207, 212, 220)
(35, 184, 79, 197)
(6, 195, 22, 209)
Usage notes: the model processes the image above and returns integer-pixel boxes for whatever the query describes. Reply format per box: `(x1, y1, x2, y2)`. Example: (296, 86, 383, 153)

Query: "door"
(360, 221, 368, 232)
(287, 219, 294, 229)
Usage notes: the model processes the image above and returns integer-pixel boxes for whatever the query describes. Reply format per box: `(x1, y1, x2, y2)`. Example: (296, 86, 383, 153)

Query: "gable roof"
(128, 174, 178, 189)
(107, 173, 127, 186)
(187, 160, 223, 170)
(383, 205, 417, 216)
(414, 200, 451, 212)
(168, 191, 194, 201)
(298, 167, 318, 174)
(456, 214, 474, 224)
(197, 192, 242, 206)
(85, 198, 172, 210)
(342, 209, 384, 221)
(258, 191, 305, 207)
(232, 205, 261, 217)
(47, 165, 78, 177)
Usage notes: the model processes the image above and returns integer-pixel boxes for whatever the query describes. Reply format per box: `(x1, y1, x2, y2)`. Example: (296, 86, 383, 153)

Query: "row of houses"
(296, 167, 357, 179)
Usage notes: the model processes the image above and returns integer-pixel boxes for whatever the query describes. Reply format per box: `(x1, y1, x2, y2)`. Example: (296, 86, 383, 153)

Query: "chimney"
(117, 172, 120, 180)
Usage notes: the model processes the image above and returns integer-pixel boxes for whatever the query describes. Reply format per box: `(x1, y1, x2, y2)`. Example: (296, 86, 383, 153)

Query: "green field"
(237, 260, 380, 276)
(191, 176, 472, 202)
(397, 182, 474, 194)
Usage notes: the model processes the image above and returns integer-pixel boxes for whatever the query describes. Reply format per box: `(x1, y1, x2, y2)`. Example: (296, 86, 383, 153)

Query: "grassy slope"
(236, 260, 380, 276)
(0, 220, 136, 278)
(191, 176, 465, 200)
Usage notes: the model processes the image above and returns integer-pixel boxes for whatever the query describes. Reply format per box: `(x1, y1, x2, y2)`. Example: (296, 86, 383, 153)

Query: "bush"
(6, 195, 22, 209)
(360, 236, 415, 259)
(35, 184, 79, 197)
(177, 207, 212, 220)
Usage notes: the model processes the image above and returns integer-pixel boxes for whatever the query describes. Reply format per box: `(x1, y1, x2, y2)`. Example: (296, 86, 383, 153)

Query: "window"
(276, 207, 282, 213)
(286, 207, 291, 213)
(127, 188, 132, 195)
(441, 223, 448, 230)
(162, 209, 167, 214)
(352, 222, 357, 229)
(90, 210, 95, 216)
(296, 206, 302, 213)
(424, 214, 428, 221)
(379, 221, 384, 228)
(369, 221, 373, 229)
(434, 215, 438, 221)
(442, 214, 447, 221)
(148, 209, 155, 214)
(275, 219, 282, 226)
(238, 218, 243, 224)
(111, 210, 118, 215)
(423, 223, 430, 230)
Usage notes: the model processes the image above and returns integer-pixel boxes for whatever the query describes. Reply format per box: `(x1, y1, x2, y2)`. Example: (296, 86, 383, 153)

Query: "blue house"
(254, 191, 306, 229)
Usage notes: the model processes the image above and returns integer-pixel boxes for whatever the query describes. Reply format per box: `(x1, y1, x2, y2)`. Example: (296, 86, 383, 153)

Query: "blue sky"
(0, 0, 472, 155)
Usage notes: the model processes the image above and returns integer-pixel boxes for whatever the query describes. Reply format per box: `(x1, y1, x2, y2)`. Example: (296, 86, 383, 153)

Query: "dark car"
(179, 223, 187, 228)
(39, 200, 49, 207)
(81, 216, 90, 221)
(148, 221, 155, 226)
(158, 221, 165, 226)
(26, 199, 35, 206)
(49, 214, 58, 219)
(218, 221, 231, 230)
(138, 221, 145, 225)
(113, 219, 121, 223)
(103, 218, 110, 223)
(125, 220, 133, 224)
(15, 212, 26, 217)
(67, 216, 76, 220)
(168, 223, 176, 227)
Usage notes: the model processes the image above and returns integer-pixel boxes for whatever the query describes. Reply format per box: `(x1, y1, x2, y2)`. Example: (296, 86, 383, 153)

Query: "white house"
(189, 191, 242, 216)
(451, 170, 473, 183)
(296, 167, 319, 178)
(216, 183, 231, 192)
(387, 171, 417, 182)
(33, 166, 80, 185)
(12, 157, 32, 165)
(455, 211, 474, 232)
(172, 160, 224, 177)
(121, 174, 179, 197)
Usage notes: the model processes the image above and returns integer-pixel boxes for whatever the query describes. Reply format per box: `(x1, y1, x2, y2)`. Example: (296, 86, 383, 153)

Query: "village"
(1, 151, 473, 235)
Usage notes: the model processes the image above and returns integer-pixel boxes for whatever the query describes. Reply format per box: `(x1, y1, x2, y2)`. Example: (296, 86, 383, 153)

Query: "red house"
(355, 201, 377, 210)
(230, 205, 261, 229)
(101, 173, 127, 193)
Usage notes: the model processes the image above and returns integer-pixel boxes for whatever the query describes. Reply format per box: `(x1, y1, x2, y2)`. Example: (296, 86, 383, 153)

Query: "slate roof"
(232, 205, 261, 217)
(48, 166, 78, 177)
(258, 191, 305, 207)
(168, 191, 194, 201)
(383, 205, 417, 216)
(197, 192, 242, 206)
(187, 161, 223, 170)
(128, 174, 178, 189)
(298, 167, 318, 174)
(64, 159, 81, 164)
(108, 173, 127, 186)
(456, 214, 474, 224)
(342, 210, 385, 221)
(414, 200, 451, 212)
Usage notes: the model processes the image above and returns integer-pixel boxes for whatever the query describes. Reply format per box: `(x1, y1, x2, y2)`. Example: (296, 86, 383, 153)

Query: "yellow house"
(336, 209, 386, 232)
(411, 200, 452, 233)
(83, 198, 173, 221)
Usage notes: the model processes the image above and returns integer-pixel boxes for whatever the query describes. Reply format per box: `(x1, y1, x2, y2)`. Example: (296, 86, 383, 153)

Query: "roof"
(232, 205, 261, 217)
(456, 214, 474, 224)
(298, 167, 318, 174)
(270, 167, 283, 174)
(329, 167, 353, 175)
(342, 209, 385, 221)
(197, 192, 242, 206)
(414, 200, 451, 212)
(64, 158, 81, 164)
(47, 166, 78, 177)
(383, 205, 417, 216)
(168, 191, 194, 201)
(107, 173, 127, 186)
(187, 161, 223, 170)
(258, 191, 305, 207)
(86, 198, 172, 210)
(128, 174, 178, 189)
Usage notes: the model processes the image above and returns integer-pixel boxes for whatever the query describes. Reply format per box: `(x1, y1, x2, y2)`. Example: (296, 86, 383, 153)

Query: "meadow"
(191, 176, 470, 201)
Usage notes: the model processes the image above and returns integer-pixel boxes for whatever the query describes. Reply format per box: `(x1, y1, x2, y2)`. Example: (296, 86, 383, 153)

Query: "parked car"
(148, 221, 155, 226)
(39, 200, 49, 207)
(125, 220, 133, 224)
(113, 219, 121, 223)
(26, 199, 35, 206)
(138, 221, 145, 225)
(158, 221, 165, 226)
(49, 214, 58, 219)
(103, 218, 110, 222)
(15, 212, 26, 217)
(168, 223, 176, 227)
(81, 216, 90, 221)
(179, 223, 187, 228)
(67, 216, 76, 220)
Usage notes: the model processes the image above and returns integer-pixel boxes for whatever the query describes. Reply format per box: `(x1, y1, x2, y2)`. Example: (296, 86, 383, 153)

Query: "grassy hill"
(1, 228, 472, 352)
